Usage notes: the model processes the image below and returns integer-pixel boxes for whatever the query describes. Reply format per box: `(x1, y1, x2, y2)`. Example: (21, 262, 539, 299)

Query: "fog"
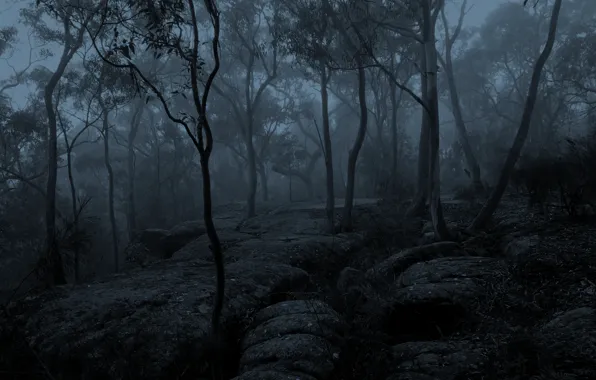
(0, 0, 593, 280)
(1, 0, 596, 377)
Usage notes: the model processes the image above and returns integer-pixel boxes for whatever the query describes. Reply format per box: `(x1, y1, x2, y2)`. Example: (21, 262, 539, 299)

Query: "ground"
(1, 195, 595, 380)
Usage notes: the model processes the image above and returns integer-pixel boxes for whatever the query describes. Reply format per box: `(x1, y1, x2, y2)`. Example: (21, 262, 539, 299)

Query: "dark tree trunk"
(407, 48, 430, 218)
(321, 64, 335, 233)
(99, 95, 119, 272)
(469, 0, 563, 231)
(341, 60, 368, 231)
(126, 99, 144, 240)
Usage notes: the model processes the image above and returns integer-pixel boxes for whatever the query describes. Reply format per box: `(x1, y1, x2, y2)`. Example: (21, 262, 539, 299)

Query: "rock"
(139, 228, 170, 256)
(397, 256, 502, 288)
(239, 334, 338, 379)
(494, 216, 524, 231)
(241, 311, 345, 350)
(236, 300, 344, 380)
(161, 220, 207, 254)
(335, 267, 380, 317)
(336, 267, 367, 294)
(232, 370, 317, 380)
(385, 340, 488, 380)
(421, 221, 459, 235)
(3, 259, 310, 380)
(171, 230, 255, 261)
(248, 300, 339, 327)
(127, 222, 208, 265)
(365, 242, 465, 288)
(503, 235, 539, 260)
(535, 307, 596, 366)
(238, 210, 327, 235)
(418, 232, 436, 245)
(502, 235, 561, 279)
(382, 257, 505, 341)
(220, 233, 364, 275)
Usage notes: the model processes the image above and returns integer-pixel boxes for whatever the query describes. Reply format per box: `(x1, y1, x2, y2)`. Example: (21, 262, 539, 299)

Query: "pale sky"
(0, 0, 506, 109)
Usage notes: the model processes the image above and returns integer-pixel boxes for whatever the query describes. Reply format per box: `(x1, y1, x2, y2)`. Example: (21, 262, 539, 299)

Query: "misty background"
(0, 0, 594, 287)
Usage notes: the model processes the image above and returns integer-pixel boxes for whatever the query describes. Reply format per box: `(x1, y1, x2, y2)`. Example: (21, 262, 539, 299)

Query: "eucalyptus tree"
(84, 0, 226, 359)
(213, 0, 282, 217)
(322, 0, 451, 239)
(25, 0, 104, 285)
(438, 0, 483, 191)
(54, 66, 102, 282)
(318, 0, 374, 231)
(469, 0, 564, 230)
(276, 0, 339, 232)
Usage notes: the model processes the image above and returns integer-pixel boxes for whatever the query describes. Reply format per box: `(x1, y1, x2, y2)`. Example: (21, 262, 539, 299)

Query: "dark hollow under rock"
(381, 257, 505, 342)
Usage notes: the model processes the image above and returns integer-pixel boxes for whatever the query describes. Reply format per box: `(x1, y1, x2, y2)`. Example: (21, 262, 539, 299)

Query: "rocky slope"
(1, 197, 595, 380)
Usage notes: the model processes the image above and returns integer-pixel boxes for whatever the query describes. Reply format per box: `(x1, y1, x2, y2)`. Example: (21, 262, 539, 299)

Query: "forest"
(1, 0, 596, 379)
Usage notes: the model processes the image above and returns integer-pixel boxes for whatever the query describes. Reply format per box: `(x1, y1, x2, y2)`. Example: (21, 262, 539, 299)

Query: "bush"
(510, 136, 596, 217)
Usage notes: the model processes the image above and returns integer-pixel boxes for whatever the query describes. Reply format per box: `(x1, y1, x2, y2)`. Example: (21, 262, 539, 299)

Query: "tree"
(96, 67, 121, 273)
(355, 0, 451, 239)
(0, 27, 51, 97)
(469, 0, 563, 231)
(125, 97, 145, 240)
(270, 99, 326, 199)
(337, 0, 450, 239)
(88, 0, 226, 361)
(276, 0, 338, 232)
(26, 0, 103, 285)
(322, 0, 370, 231)
(56, 75, 100, 283)
(438, 0, 483, 191)
(420, 0, 452, 240)
(213, 0, 280, 217)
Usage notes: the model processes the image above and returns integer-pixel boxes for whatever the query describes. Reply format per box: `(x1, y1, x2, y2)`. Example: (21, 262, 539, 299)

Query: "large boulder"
(162, 220, 207, 253)
(534, 307, 596, 374)
(2, 257, 310, 380)
(127, 221, 210, 266)
(365, 242, 465, 288)
(382, 256, 505, 341)
(233, 300, 345, 380)
(386, 340, 488, 380)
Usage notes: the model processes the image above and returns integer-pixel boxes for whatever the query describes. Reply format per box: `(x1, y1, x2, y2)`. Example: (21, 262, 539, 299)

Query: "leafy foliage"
(511, 134, 596, 217)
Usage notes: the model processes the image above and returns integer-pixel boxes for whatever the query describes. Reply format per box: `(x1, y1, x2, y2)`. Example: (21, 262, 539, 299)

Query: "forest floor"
(329, 195, 596, 380)
(2, 194, 596, 380)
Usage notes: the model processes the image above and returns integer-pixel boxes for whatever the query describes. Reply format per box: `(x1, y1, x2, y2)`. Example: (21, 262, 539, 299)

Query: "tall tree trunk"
(258, 163, 269, 202)
(305, 178, 314, 199)
(100, 100, 119, 272)
(439, 0, 482, 192)
(407, 44, 430, 217)
(126, 99, 144, 241)
(469, 0, 563, 231)
(169, 178, 179, 222)
(390, 70, 399, 188)
(444, 65, 482, 191)
(60, 115, 90, 283)
(245, 125, 257, 217)
(42, 0, 97, 287)
(65, 143, 80, 283)
(341, 60, 368, 231)
(43, 46, 76, 287)
(321, 63, 335, 233)
(244, 51, 258, 218)
(152, 131, 163, 226)
(303, 149, 321, 200)
(423, 0, 451, 241)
